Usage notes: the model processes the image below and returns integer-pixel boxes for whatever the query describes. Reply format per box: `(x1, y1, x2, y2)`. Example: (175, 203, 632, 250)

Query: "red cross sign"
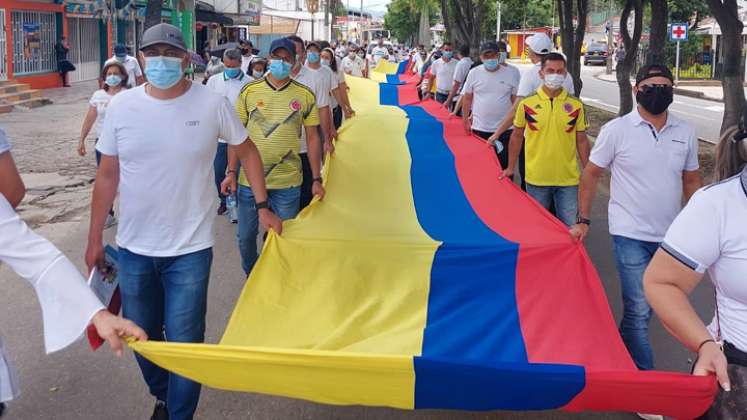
(670, 23, 688, 41)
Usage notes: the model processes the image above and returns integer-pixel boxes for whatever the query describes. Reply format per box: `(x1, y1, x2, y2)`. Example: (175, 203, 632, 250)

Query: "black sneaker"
(0, 402, 6, 417)
(150, 400, 168, 420)
(217, 203, 228, 215)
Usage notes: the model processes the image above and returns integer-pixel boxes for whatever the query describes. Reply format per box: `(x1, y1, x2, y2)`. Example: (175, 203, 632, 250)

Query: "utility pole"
(605, 0, 614, 74)
(496, 1, 501, 41)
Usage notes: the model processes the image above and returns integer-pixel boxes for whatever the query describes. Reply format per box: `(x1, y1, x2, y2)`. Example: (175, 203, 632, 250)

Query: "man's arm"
(682, 170, 702, 203)
(0, 151, 25, 208)
(461, 92, 473, 134)
(576, 131, 591, 168)
(490, 99, 520, 143)
(444, 80, 461, 109)
(502, 127, 525, 178)
(305, 125, 326, 200)
(233, 138, 283, 234)
(85, 155, 119, 272)
(318, 105, 335, 151)
(569, 162, 605, 241)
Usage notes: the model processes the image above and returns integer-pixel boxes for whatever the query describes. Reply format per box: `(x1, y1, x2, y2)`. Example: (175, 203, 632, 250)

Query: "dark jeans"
(237, 185, 300, 275)
(118, 247, 213, 420)
(611, 235, 660, 370)
(300, 153, 313, 211)
(472, 129, 513, 175)
(213, 142, 228, 206)
(95, 139, 115, 217)
(435, 92, 449, 104)
(333, 105, 343, 129)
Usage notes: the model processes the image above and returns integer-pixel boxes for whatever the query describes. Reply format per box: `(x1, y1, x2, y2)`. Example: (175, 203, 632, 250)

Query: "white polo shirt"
(293, 65, 332, 153)
(462, 63, 520, 132)
(452, 57, 473, 90)
(517, 62, 574, 97)
(661, 167, 747, 352)
(590, 108, 699, 242)
(371, 46, 389, 64)
(206, 71, 252, 143)
(430, 57, 458, 94)
(96, 83, 248, 257)
(241, 54, 255, 74)
(342, 55, 365, 77)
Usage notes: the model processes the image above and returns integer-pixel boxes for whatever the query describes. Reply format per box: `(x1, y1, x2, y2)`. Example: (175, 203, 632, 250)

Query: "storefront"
(65, 1, 109, 82)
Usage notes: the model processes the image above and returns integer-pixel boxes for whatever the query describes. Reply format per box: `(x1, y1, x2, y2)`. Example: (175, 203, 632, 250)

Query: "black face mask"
(636, 85, 673, 115)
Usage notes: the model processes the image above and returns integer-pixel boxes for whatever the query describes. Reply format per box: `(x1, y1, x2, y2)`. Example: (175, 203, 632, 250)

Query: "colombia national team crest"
(289, 99, 302, 112)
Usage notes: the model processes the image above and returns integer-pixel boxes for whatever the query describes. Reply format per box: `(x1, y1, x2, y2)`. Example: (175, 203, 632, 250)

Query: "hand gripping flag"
(128, 61, 717, 418)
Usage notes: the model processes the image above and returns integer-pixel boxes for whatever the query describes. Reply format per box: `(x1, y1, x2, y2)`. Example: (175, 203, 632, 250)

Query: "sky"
(264, 0, 391, 14)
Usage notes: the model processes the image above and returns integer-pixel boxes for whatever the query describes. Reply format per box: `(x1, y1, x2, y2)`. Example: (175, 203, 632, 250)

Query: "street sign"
(670, 23, 688, 41)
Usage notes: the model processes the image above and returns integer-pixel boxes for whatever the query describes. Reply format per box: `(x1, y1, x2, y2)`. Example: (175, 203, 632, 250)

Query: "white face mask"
(543, 73, 565, 90)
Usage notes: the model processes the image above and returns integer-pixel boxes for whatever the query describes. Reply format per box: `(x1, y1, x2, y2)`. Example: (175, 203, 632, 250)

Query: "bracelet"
(313, 177, 323, 184)
(697, 339, 716, 352)
(226, 169, 237, 175)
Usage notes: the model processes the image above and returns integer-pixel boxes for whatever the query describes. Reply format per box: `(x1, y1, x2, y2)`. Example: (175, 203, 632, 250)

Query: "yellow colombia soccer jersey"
(235, 78, 320, 189)
(513, 87, 587, 187)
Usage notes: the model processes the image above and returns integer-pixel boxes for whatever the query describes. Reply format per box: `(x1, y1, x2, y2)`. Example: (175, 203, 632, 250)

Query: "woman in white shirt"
(0, 129, 146, 415)
(644, 117, 747, 395)
(77, 61, 127, 227)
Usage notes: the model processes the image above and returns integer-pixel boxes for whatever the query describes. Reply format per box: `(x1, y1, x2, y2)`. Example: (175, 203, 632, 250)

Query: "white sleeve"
(453, 62, 468, 85)
(218, 97, 248, 146)
(0, 128, 10, 155)
(95, 100, 119, 156)
(430, 60, 440, 77)
(510, 67, 521, 96)
(684, 127, 700, 171)
(589, 122, 617, 168)
(461, 70, 476, 94)
(564, 74, 575, 96)
(0, 195, 104, 353)
(516, 70, 536, 97)
(661, 189, 720, 273)
(132, 58, 143, 77)
(315, 78, 331, 108)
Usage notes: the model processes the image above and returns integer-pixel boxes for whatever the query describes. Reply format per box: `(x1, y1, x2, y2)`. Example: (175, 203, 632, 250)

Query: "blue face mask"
(252, 69, 265, 79)
(307, 51, 320, 64)
(223, 67, 241, 79)
(483, 58, 499, 71)
(320, 58, 330, 67)
(105, 74, 123, 87)
(269, 59, 292, 80)
(144, 56, 183, 90)
(443, 51, 453, 59)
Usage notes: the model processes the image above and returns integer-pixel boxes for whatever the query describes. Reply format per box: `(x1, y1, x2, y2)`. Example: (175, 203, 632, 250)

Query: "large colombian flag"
(129, 60, 717, 418)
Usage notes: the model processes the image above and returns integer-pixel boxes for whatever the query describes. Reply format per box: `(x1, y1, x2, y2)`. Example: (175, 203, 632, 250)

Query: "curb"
(592, 71, 723, 103)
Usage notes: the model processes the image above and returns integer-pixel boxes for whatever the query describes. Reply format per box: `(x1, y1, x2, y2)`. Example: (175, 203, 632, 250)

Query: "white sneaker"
(637, 413, 664, 420)
(105, 214, 117, 229)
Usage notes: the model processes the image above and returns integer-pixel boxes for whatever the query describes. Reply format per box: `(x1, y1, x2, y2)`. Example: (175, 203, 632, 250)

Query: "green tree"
(483, 0, 554, 40)
(384, 0, 439, 44)
(669, 0, 710, 28)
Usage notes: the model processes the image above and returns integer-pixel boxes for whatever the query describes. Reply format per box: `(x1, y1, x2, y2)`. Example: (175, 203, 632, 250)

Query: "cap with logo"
(480, 41, 500, 54)
(269, 38, 297, 57)
(114, 44, 127, 57)
(635, 63, 674, 85)
(525, 33, 553, 55)
(139, 23, 187, 52)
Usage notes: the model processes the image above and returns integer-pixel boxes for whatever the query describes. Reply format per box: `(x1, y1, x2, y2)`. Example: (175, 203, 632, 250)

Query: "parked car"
(584, 43, 609, 66)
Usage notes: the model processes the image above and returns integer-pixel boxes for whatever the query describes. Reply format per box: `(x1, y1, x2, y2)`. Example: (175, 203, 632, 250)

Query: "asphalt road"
(513, 62, 725, 143)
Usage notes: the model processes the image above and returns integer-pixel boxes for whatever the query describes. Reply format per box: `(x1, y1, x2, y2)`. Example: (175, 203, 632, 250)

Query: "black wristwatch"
(255, 200, 269, 210)
(576, 216, 591, 226)
(313, 177, 323, 184)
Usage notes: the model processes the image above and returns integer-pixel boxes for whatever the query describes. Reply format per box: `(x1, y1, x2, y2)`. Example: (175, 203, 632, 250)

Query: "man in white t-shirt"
(443, 45, 474, 112)
(341, 46, 366, 77)
(288, 37, 335, 211)
(370, 38, 389, 65)
(427, 42, 458, 104)
(239, 39, 256, 74)
(570, 64, 702, 372)
(206, 48, 251, 217)
(87, 24, 281, 420)
(461, 41, 520, 170)
(111, 44, 144, 87)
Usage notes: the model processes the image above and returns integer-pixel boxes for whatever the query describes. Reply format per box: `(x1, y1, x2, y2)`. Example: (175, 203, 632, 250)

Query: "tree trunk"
(706, 0, 745, 132)
(616, 0, 643, 115)
(557, 0, 588, 96)
(417, 2, 431, 47)
(440, 0, 482, 53)
(647, 0, 668, 64)
(145, 0, 163, 31)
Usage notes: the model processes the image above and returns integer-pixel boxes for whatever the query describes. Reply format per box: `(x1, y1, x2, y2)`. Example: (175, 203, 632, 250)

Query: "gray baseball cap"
(139, 23, 187, 52)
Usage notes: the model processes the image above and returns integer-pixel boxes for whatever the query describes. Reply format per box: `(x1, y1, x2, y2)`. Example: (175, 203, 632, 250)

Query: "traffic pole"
(675, 40, 680, 85)
(496, 1, 501, 42)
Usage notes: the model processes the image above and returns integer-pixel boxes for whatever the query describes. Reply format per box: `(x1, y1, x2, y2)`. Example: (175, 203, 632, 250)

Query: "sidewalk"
(593, 70, 743, 102)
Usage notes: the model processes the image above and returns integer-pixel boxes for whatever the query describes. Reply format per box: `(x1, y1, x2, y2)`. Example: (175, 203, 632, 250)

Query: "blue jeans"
(118, 247, 213, 420)
(237, 185, 300, 275)
(525, 184, 578, 226)
(214, 142, 228, 206)
(435, 92, 449, 104)
(612, 235, 660, 370)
